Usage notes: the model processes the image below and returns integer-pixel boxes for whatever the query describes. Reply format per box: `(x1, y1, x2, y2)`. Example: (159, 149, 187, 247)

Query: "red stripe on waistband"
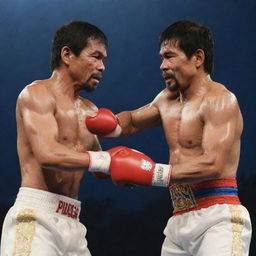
(171, 178, 240, 216)
(173, 195, 241, 216)
(191, 178, 237, 190)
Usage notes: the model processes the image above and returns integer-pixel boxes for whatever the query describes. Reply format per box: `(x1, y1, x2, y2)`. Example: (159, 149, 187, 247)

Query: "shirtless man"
(0, 21, 119, 256)
(86, 20, 252, 255)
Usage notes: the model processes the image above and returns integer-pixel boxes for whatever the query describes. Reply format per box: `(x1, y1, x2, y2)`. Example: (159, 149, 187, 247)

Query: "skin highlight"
(116, 40, 243, 184)
(16, 38, 107, 198)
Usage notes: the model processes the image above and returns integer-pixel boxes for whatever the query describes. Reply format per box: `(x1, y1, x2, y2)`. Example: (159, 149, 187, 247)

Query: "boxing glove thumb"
(86, 108, 122, 138)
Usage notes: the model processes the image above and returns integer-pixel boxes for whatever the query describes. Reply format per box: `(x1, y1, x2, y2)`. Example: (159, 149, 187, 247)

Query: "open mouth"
(163, 76, 174, 83)
(92, 77, 100, 82)
(91, 74, 102, 83)
(162, 72, 175, 81)
(91, 77, 101, 84)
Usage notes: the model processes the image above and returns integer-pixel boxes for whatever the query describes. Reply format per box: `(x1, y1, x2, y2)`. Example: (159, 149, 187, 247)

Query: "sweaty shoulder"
(79, 97, 98, 115)
(152, 88, 179, 107)
(202, 82, 241, 119)
(17, 80, 55, 114)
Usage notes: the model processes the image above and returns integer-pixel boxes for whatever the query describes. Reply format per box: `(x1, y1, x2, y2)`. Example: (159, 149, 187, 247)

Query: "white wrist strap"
(87, 151, 111, 174)
(104, 124, 122, 138)
(152, 164, 171, 187)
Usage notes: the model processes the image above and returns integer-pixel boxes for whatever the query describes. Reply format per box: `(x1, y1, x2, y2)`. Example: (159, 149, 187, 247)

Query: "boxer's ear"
(193, 49, 205, 69)
(61, 46, 74, 66)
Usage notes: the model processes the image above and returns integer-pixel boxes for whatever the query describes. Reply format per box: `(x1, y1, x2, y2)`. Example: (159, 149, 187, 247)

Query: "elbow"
(210, 168, 222, 179)
(208, 161, 223, 179)
(203, 155, 223, 179)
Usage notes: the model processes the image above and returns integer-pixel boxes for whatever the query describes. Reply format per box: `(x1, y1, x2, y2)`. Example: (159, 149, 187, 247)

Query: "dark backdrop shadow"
(0, 0, 255, 255)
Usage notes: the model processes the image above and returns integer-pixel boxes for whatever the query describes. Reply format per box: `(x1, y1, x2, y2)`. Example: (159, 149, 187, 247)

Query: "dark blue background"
(0, 0, 255, 255)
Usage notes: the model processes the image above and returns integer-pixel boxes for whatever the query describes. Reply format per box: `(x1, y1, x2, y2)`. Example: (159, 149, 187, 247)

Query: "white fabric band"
(152, 164, 171, 187)
(105, 124, 122, 138)
(87, 151, 111, 174)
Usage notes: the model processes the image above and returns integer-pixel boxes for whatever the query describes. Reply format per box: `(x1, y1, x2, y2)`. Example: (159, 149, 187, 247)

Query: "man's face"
(69, 38, 107, 92)
(159, 40, 196, 92)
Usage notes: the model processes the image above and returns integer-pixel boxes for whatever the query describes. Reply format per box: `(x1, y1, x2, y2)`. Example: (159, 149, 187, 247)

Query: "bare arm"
(170, 93, 242, 183)
(117, 97, 162, 137)
(85, 90, 177, 138)
(18, 86, 91, 171)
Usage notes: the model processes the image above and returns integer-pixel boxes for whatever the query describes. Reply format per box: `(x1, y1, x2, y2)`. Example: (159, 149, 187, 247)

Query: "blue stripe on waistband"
(193, 187, 238, 199)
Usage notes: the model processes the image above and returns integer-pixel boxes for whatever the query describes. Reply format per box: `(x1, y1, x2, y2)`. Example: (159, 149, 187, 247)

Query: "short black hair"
(159, 20, 214, 74)
(51, 21, 108, 71)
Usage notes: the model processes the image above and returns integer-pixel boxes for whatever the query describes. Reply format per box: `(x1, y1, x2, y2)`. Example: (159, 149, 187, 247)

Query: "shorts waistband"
(15, 187, 81, 220)
(169, 178, 241, 216)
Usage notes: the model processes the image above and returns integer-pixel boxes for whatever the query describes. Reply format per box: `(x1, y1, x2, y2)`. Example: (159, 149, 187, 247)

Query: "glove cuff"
(104, 124, 122, 138)
(87, 151, 111, 174)
(152, 164, 171, 187)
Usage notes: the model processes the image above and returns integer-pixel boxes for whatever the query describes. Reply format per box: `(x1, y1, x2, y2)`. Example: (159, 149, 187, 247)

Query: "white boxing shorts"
(161, 178, 252, 256)
(0, 187, 92, 256)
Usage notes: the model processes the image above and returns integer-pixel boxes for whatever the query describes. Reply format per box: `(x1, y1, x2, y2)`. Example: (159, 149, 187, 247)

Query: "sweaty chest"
(54, 102, 95, 150)
(160, 101, 204, 149)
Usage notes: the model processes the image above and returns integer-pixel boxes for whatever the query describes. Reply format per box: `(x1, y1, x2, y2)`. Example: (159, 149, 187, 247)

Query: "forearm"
(34, 143, 109, 173)
(170, 155, 221, 184)
(39, 149, 90, 171)
(117, 110, 160, 136)
(86, 105, 161, 138)
(117, 111, 138, 137)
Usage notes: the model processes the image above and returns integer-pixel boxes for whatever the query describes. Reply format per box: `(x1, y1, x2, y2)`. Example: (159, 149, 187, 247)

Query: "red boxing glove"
(86, 108, 122, 138)
(108, 147, 171, 187)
